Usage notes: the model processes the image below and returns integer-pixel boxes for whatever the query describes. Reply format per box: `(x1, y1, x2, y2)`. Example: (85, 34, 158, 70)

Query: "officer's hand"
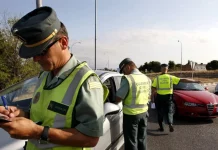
(7, 106, 22, 118)
(0, 106, 9, 115)
(0, 106, 20, 118)
(0, 117, 43, 139)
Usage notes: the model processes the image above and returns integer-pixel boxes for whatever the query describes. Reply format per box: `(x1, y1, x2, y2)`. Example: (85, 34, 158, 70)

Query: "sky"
(1, 0, 218, 69)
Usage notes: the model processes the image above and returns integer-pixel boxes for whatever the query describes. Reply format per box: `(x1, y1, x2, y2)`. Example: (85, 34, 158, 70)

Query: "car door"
(94, 73, 123, 150)
(0, 77, 38, 150)
(106, 76, 123, 150)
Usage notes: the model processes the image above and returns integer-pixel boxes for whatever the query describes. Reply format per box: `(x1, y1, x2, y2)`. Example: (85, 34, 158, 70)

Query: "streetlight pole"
(71, 42, 81, 53)
(36, 0, 42, 8)
(108, 56, 109, 69)
(178, 40, 183, 74)
(94, 0, 97, 70)
(104, 52, 110, 69)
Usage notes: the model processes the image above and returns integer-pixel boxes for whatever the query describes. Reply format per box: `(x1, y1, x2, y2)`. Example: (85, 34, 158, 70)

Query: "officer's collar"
(161, 72, 167, 75)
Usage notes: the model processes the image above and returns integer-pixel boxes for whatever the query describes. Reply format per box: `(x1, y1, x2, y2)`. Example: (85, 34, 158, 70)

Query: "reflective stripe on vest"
(53, 65, 92, 128)
(156, 75, 172, 91)
(27, 62, 102, 150)
(123, 74, 150, 115)
(124, 75, 147, 109)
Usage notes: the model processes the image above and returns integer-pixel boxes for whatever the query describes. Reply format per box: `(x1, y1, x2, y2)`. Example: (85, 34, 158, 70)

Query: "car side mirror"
(104, 102, 120, 116)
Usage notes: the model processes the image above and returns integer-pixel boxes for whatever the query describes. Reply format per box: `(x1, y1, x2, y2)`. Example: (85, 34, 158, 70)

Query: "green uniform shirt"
(116, 69, 151, 100)
(45, 55, 104, 137)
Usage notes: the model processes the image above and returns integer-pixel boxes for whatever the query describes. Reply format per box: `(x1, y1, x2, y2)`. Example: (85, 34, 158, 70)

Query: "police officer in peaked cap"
(0, 6, 108, 150)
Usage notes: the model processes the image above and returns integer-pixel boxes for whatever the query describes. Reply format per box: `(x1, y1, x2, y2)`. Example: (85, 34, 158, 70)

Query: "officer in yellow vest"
(152, 64, 200, 132)
(115, 58, 151, 150)
(0, 7, 108, 150)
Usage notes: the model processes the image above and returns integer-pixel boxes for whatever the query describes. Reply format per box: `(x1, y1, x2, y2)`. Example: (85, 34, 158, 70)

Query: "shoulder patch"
(88, 82, 102, 89)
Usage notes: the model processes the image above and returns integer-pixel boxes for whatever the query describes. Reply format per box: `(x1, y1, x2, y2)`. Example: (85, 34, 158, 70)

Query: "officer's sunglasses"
(36, 37, 62, 56)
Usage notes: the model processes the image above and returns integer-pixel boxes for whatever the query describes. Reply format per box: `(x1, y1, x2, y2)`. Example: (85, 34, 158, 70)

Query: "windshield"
(0, 77, 38, 110)
(173, 82, 205, 91)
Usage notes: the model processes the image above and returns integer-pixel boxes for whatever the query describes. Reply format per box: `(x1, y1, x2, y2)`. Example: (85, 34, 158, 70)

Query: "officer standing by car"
(115, 58, 151, 150)
(151, 64, 200, 132)
(0, 6, 108, 150)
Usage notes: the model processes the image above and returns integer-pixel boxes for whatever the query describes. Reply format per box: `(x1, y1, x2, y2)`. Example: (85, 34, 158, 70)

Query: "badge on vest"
(47, 101, 69, 115)
(32, 92, 40, 104)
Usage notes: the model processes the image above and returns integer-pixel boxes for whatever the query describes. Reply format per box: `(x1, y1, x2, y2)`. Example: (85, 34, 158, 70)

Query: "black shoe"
(158, 128, 164, 132)
(169, 124, 174, 132)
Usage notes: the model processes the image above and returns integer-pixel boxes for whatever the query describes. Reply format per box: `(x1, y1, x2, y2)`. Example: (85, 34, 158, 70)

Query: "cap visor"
(19, 38, 53, 58)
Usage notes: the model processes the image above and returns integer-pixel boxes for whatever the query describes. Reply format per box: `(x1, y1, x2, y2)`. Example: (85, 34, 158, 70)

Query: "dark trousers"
(123, 112, 148, 150)
(155, 94, 174, 128)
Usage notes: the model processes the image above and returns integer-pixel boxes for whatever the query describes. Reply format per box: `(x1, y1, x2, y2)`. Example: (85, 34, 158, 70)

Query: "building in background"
(182, 61, 207, 71)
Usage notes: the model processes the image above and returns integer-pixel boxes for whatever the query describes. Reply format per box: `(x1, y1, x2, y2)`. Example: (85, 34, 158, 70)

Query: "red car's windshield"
(173, 82, 205, 91)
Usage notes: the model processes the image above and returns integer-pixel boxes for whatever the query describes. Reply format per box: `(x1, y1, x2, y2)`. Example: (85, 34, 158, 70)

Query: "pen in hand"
(1, 96, 8, 110)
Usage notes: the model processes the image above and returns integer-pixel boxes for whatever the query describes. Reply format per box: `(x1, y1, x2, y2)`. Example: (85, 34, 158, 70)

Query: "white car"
(0, 70, 124, 150)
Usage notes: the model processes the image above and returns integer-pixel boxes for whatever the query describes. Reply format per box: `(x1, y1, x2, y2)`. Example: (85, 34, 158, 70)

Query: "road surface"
(120, 84, 218, 150)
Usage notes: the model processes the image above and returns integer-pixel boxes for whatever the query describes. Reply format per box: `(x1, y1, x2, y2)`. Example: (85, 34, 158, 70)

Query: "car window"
(103, 78, 111, 88)
(174, 82, 205, 91)
(113, 76, 122, 91)
(103, 77, 116, 103)
(0, 77, 38, 110)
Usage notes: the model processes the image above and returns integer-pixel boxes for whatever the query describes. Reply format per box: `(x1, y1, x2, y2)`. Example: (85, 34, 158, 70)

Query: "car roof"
(0, 70, 122, 96)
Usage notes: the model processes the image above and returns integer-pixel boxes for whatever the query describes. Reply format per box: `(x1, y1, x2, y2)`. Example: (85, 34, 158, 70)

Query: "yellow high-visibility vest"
(27, 62, 108, 150)
(156, 74, 173, 95)
(123, 74, 150, 115)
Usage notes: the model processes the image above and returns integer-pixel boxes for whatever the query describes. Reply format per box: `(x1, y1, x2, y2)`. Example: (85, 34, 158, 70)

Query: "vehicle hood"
(174, 90, 218, 104)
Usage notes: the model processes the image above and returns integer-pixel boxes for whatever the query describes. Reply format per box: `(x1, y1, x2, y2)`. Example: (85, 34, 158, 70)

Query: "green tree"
(168, 60, 175, 70)
(0, 15, 41, 90)
(138, 65, 144, 72)
(175, 64, 182, 71)
(206, 60, 218, 70)
(148, 61, 161, 72)
(139, 62, 149, 73)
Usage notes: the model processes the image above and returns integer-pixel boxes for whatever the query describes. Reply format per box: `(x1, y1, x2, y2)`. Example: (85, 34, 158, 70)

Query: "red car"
(173, 82, 218, 118)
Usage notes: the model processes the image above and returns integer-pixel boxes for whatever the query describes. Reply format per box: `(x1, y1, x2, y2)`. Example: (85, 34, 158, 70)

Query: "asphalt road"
(120, 84, 218, 150)
(147, 110, 218, 150)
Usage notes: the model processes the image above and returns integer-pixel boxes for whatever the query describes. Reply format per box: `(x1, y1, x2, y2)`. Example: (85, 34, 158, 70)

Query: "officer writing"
(0, 6, 108, 150)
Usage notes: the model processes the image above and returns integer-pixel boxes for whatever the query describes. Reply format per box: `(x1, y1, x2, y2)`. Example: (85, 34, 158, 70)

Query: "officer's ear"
(126, 65, 131, 72)
(59, 36, 68, 50)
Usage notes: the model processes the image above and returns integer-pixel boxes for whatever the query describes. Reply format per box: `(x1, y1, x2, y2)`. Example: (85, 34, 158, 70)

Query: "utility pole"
(71, 42, 81, 53)
(36, 0, 42, 8)
(94, 0, 97, 70)
(178, 40, 183, 76)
